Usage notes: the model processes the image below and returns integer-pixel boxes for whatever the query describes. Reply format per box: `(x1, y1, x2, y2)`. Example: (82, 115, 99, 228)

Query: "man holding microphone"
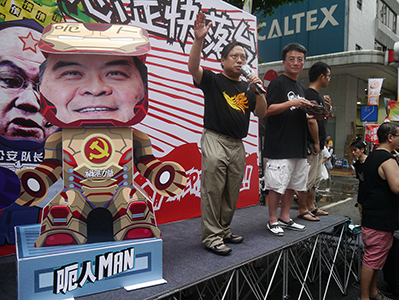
(188, 11, 267, 255)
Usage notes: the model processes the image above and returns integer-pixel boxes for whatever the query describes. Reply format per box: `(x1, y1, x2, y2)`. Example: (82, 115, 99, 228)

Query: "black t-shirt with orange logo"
(195, 69, 256, 140)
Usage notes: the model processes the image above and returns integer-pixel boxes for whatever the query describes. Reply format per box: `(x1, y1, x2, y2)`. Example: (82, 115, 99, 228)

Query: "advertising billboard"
(257, 0, 346, 62)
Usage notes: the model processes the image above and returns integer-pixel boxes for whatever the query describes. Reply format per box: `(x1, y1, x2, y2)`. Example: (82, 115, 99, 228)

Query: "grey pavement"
(315, 174, 361, 226)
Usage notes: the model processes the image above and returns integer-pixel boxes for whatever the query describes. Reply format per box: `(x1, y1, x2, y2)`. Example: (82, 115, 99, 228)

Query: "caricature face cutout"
(38, 22, 150, 127)
(40, 54, 146, 126)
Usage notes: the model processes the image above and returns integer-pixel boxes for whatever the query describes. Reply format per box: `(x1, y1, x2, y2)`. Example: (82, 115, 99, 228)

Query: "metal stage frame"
(167, 217, 362, 300)
(0, 205, 362, 300)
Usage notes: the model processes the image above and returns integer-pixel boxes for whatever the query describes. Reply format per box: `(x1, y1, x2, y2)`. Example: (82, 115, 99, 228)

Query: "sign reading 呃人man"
(0, 0, 259, 255)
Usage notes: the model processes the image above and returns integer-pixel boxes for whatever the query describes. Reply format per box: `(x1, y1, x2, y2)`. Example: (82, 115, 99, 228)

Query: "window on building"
(356, 44, 362, 50)
(357, 0, 362, 10)
(377, 0, 397, 33)
(374, 40, 387, 51)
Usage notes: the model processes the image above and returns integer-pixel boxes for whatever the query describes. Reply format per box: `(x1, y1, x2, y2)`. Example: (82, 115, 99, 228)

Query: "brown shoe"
(224, 234, 244, 244)
(370, 289, 393, 300)
(207, 243, 232, 256)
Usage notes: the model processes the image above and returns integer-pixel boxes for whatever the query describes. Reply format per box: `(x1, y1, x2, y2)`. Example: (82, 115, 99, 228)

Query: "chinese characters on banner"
(367, 78, 384, 106)
(0, 0, 259, 255)
(365, 124, 380, 145)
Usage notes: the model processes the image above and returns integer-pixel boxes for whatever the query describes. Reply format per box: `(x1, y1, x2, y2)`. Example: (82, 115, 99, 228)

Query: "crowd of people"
(189, 10, 399, 300)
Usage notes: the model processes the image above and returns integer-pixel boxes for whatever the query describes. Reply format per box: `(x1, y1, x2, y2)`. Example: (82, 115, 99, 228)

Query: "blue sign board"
(361, 106, 378, 122)
(257, 0, 346, 62)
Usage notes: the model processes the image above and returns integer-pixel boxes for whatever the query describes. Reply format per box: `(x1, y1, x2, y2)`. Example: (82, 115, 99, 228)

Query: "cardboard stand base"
(16, 224, 165, 300)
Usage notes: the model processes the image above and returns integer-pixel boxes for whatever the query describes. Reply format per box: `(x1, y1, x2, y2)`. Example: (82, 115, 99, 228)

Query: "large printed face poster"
(0, 19, 60, 255)
(0, 0, 259, 255)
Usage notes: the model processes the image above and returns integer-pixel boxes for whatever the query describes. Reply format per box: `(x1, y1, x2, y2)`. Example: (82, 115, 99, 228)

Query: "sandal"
(311, 208, 329, 216)
(297, 211, 320, 221)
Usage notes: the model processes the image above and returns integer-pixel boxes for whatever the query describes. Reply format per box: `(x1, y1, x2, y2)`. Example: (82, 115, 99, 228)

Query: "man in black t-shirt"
(263, 43, 315, 237)
(188, 12, 267, 256)
(297, 62, 332, 222)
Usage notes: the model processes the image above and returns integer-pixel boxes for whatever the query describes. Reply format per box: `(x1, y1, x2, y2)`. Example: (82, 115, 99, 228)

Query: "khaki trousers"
(200, 129, 246, 248)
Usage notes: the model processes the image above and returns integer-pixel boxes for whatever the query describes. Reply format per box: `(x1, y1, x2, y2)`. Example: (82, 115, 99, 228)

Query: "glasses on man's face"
(229, 54, 247, 62)
(324, 74, 331, 80)
(0, 71, 39, 93)
(287, 57, 304, 64)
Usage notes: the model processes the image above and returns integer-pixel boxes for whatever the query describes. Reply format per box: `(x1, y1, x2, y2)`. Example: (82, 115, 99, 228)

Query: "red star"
(18, 32, 40, 53)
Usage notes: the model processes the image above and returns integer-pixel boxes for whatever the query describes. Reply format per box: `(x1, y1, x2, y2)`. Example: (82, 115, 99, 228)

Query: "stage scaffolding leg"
(283, 250, 288, 300)
(264, 250, 283, 300)
(220, 270, 235, 300)
(239, 268, 263, 300)
(344, 231, 362, 290)
(319, 234, 322, 300)
(212, 266, 267, 300)
(192, 277, 223, 300)
(236, 269, 239, 300)
(239, 264, 265, 300)
(241, 252, 283, 300)
(321, 224, 345, 300)
(296, 235, 319, 300)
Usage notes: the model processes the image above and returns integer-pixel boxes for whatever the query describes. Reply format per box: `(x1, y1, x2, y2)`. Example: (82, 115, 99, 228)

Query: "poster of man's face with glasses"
(0, 21, 57, 144)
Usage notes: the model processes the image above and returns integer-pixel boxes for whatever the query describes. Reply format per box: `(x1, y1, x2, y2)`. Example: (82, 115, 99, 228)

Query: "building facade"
(258, 0, 399, 159)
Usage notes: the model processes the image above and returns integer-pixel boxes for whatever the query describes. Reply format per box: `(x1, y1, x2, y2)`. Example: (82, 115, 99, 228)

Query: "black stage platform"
(0, 205, 349, 300)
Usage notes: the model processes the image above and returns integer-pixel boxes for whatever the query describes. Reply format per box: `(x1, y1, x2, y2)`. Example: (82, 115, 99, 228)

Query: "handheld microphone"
(240, 65, 266, 94)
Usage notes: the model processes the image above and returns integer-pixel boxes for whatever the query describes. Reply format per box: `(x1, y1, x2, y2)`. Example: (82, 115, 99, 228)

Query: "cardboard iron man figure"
(9, 22, 187, 247)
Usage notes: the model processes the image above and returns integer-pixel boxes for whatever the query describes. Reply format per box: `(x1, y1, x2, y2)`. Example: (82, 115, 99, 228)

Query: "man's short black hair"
(377, 122, 399, 143)
(221, 41, 247, 58)
(281, 43, 307, 61)
(221, 41, 247, 59)
(220, 41, 247, 69)
(309, 62, 331, 83)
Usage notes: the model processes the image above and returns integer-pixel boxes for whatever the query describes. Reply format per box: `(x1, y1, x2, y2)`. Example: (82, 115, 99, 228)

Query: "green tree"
(225, 0, 306, 18)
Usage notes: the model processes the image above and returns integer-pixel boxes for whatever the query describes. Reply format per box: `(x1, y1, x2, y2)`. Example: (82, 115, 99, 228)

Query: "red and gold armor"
(13, 23, 187, 247)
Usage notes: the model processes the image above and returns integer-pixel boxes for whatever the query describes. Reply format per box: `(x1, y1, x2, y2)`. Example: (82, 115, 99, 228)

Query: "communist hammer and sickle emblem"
(89, 138, 110, 160)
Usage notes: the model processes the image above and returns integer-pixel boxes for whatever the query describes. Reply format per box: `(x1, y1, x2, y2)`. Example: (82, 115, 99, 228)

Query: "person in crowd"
(359, 122, 399, 300)
(297, 62, 331, 221)
(262, 43, 315, 236)
(320, 142, 331, 185)
(326, 134, 333, 149)
(188, 12, 267, 255)
(350, 140, 368, 219)
(322, 140, 333, 192)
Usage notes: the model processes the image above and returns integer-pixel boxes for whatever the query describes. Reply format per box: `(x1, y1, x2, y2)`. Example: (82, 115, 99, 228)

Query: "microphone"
(240, 65, 266, 94)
